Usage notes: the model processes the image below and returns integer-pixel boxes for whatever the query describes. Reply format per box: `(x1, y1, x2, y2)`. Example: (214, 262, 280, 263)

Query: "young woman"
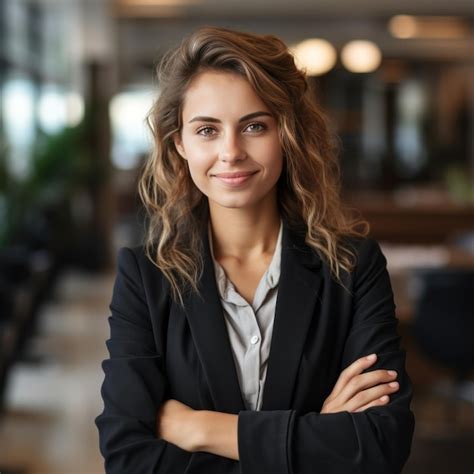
(96, 26, 415, 473)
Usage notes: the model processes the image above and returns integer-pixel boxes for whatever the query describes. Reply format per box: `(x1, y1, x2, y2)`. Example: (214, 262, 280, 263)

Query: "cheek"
(184, 143, 214, 172)
(264, 145, 284, 180)
(270, 161, 284, 187)
(185, 155, 214, 193)
(187, 157, 213, 181)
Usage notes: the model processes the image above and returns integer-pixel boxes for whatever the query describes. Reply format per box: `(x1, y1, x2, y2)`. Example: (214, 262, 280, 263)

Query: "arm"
(156, 399, 239, 460)
(173, 355, 396, 462)
(95, 248, 189, 473)
(237, 237, 415, 474)
(197, 411, 239, 460)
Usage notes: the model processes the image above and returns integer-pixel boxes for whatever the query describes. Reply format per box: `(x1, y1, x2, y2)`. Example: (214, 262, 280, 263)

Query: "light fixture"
(117, 0, 195, 5)
(388, 15, 418, 39)
(389, 15, 470, 39)
(341, 40, 382, 73)
(291, 39, 337, 76)
(114, 0, 200, 17)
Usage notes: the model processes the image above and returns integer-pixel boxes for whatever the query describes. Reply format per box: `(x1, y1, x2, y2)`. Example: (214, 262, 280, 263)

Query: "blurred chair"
(411, 267, 474, 418)
(450, 230, 474, 254)
(0, 247, 53, 412)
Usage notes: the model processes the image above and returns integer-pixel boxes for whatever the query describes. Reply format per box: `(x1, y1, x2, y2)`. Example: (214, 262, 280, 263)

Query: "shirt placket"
(243, 304, 262, 409)
(226, 286, 262, 410)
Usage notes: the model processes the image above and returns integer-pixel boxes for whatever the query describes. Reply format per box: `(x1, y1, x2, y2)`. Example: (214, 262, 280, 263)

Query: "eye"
(196, 126, 216, 137)
(245, 122, 266, 133)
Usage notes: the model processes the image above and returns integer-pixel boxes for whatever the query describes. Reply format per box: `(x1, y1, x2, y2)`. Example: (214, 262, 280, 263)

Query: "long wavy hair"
(139, 25, 369, 307)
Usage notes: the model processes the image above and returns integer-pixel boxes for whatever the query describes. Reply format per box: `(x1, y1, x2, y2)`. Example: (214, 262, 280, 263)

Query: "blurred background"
(0, 0, 473, 473)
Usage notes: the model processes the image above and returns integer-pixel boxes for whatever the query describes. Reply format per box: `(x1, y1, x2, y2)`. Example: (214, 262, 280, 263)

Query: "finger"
(345, 381, 400, 412)
(354, 395, 390, 413)
(330, 354, 378, 398)
(338, 369, 398, 403)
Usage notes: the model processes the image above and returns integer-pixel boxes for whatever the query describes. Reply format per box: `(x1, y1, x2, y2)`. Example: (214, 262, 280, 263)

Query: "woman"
(95, 26, 415, 473)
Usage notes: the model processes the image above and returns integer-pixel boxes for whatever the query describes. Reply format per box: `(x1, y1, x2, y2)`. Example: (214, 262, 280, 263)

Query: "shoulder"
(338, 234, 388, 279)
(337, 233, 383, 259)
(115, 245, 167, 287)
(115, 245, 147, 273)
(343, 234, 385, 260)
(117, 244, 149, 265)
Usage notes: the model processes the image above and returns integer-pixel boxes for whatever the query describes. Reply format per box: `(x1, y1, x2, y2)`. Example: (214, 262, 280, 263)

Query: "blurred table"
(347, 189, 474, 245)
(381, 243, 474, 323)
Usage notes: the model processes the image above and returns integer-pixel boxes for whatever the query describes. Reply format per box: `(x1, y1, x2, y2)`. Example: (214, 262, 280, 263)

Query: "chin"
(214, 201, 250, 209)
(209, 195, 256, 210)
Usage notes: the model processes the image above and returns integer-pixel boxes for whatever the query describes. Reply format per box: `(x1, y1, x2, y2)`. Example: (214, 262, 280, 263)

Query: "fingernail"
(380, 395, 389, 401)
(387, 370, 397, 376)
(389, 382, 399, 387)
(366, 354, 376, 361)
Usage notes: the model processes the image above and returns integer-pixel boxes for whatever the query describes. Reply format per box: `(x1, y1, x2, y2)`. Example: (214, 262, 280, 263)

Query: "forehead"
(181, 70, 270, 117)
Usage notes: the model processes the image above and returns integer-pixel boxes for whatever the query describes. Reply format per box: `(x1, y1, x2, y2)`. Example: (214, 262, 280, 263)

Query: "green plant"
(0, 106, 108, 248)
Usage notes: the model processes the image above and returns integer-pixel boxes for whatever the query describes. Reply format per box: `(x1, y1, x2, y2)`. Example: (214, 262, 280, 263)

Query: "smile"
(212, 171, 258, 187)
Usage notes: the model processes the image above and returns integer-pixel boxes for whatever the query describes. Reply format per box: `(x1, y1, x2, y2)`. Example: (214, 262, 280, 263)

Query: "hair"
(138, 25, 370, 307)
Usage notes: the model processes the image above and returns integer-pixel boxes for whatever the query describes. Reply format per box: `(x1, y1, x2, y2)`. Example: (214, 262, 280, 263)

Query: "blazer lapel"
(261, 219, 323, 410)
(182, 225, 246, 414)
(182, 217, 323, 413)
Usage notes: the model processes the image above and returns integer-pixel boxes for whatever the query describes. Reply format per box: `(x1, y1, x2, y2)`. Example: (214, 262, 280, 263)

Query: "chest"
(217, 256, 273, 305)
(160, 255, 354, 413)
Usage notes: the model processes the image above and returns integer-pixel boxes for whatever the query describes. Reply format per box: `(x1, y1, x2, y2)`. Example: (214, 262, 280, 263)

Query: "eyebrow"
(188, 111, 273, 124)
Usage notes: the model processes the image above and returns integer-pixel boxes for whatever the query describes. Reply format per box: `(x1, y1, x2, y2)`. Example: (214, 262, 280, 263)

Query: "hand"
(321, 354, 399, 414)
(157, 399, 201, 453)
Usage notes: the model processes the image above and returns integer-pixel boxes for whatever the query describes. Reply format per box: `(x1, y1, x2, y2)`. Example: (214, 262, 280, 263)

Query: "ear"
(173, 132, 187, 160)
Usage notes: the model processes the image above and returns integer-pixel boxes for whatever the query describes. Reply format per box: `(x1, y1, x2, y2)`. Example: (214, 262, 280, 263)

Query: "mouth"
(212, 170, 259, 187)
(212, 171, 258, 178)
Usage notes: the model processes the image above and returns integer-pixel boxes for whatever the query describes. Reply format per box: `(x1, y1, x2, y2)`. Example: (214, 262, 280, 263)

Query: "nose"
(219, 132, 247, 163)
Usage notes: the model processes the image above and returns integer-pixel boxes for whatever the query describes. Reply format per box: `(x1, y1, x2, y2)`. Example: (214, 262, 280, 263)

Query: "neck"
(208, 196, 281, 263)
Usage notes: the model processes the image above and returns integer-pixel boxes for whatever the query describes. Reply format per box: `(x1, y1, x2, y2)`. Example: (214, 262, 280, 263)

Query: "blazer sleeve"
(237, 237, 416, 474)
(95, 247, 189, 473)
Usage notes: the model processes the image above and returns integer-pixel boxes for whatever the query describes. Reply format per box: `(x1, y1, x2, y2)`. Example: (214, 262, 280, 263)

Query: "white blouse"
(207, 220, 283, 410)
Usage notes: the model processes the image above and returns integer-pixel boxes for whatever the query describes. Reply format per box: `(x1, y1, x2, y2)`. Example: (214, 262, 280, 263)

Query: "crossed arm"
(157, 399, 240, 460)
(157, 352, 400, 461)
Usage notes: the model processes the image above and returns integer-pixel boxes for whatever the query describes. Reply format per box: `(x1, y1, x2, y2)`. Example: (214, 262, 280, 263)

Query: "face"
(173, 70, 283, 211)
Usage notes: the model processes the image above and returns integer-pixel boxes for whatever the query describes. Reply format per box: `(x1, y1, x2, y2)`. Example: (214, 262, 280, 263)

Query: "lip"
(213, 171, 258, 178)
(212, 170, 258, 187)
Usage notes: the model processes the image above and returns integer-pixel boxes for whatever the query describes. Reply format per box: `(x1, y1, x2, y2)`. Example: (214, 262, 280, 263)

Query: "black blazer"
(95, 219, 415, 473)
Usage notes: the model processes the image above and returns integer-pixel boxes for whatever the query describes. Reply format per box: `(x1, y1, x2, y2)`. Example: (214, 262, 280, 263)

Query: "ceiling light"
(114, 0, 199, 17)
(118, 0, 192, 5)
(341, 40, 382, 73)
(291, 39, 337, 76)
(388, 15, 418, 39)
(389, 15, 470, 39)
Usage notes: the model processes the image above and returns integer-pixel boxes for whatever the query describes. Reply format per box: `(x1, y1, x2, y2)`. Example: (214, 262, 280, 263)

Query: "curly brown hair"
(138, 25, 369, 307)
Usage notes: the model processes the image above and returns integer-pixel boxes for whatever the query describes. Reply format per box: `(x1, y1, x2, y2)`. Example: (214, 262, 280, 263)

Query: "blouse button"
(250, 335, 260, 345)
